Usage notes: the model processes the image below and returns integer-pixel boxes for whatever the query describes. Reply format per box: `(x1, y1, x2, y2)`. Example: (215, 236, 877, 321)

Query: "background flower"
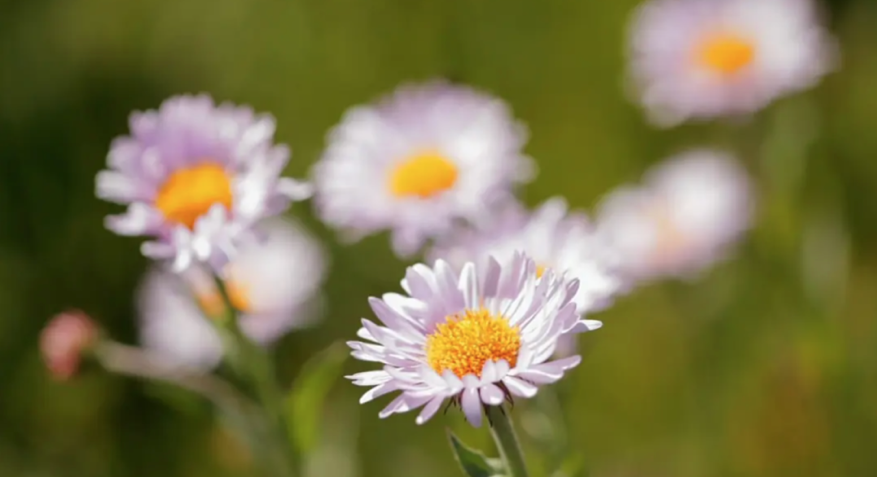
(137, 217, 328, 369)
(628, 0, 837, 126)
(312, 81, 534, 257)
(596, 149, 754, 281)
(96, 94, 312, 272)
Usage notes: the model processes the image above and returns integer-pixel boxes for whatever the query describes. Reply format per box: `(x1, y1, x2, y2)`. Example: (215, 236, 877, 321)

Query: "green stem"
(213, 275, 298, 477)
(487, 406, 530, 477)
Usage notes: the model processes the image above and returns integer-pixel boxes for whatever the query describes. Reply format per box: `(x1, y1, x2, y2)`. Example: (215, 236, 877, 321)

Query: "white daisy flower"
(596, 149, 753, 281)
(96, 94, 312, 272)
(628, 0, 837, 126)
(312, 81, 534, 257)
(347, 252, 602, 427)
(137, 217, 328, 369)
(429, 197, 626, 315)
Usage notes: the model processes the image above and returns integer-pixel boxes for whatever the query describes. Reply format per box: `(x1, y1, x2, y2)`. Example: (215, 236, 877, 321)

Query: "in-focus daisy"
(41, 310, 98, 381)
(628, 0, 837, 126)
(428, 197, 626, 316)
(347, 252, 602, 427)
(595, 149, 753, 281)
(312, 81, 534, 257)
(96, 94, 312, 272)
(138, 217, 328, 369)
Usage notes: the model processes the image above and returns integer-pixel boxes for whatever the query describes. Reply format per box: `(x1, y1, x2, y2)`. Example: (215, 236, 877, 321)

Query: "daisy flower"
(628, 0, 837, 126)
(429, 197, 626, 315)
(311, 81, 534, 257)
(137, 217, 328, 369)
(347, 252, 602, 427)
(96, 94, 312, 272)
(595, 149, 753, 281)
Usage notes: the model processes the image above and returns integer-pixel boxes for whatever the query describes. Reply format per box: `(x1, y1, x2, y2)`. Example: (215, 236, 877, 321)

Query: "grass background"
(2, 0, 877, 476)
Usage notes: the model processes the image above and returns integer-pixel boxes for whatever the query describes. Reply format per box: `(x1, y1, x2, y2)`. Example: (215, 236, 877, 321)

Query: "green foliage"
(448, 431, 506, 477)
(285, 341, 349, 456)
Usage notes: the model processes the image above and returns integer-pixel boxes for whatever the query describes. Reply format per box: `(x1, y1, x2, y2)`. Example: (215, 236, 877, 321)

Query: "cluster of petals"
(137, 217, 328, 369)
(628, 0, 837, 126)
(347, 252, 601, 427)
(96, 94, 311, 272)
(311, 81, 534, 257)
(595, 149, 754, 281)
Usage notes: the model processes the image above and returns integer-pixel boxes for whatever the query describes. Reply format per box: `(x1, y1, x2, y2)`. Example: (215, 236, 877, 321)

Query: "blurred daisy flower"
(96, 94, 312, 272)
(596, 149, 753, 281)
(429, 197, 626, 315)
(312, 81, 534, 257)
(137, 217, 327, 369)
(347, 252, 601, 427)
(628, 0, 837, 126)
(41, 310, 99, 381)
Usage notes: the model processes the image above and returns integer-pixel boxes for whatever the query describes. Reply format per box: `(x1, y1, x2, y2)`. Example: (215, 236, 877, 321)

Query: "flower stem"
(487, 405, 530, 477)
(213, 275, 298, 477)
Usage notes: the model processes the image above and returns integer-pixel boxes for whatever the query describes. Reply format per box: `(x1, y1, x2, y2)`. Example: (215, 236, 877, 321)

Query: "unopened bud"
(40, 310, 98, 381)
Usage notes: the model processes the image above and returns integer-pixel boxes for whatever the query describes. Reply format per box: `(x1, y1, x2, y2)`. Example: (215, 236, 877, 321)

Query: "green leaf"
(285, 341, 349, 455)
(447, 430, 506, 477)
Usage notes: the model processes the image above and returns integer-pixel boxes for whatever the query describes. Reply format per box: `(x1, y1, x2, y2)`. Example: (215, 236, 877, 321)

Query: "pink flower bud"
(40, 310, 98, 381)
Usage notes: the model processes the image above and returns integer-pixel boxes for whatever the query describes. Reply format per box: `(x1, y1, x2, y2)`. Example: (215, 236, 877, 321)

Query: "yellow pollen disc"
(425, 308, 521, 378)
(155, 162, 233, 229)
(389, 150, 459, 199)
(196, 281, 251, 319)
(535, 265, 547, 279)
(648, 205, 687, 262)
(695, 31, 756, 75)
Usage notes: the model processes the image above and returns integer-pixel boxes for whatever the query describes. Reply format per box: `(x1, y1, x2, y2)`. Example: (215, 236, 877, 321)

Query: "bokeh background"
(2, 0, 877, 476)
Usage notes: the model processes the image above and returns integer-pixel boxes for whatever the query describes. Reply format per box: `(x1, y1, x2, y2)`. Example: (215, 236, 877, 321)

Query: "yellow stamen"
(196, 280, 251, 318)
(425, 308, 521, 378)
(535, 265, 547, 279)
(155, 162, 233, 229)
(389, 150, 458, 199)
(695, 31, 756, 75)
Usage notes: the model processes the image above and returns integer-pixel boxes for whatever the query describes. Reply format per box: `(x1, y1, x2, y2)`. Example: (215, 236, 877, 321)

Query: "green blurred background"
(2, 0, 877, 476)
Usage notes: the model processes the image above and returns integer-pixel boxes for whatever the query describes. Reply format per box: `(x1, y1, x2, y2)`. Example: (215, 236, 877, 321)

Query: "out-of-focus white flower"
(429, 197, 626, 315)
(347, 252, 601, 427)
(311, 80, 534, 257)
(628, 0, 837, 126)
(596, 149, 753, 281)
(96, 94, 311, 272)
(137, 217, 328, 369)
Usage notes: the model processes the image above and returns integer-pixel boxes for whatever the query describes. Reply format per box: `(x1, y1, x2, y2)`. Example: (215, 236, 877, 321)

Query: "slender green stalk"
(487, 405, 530, 477)
(213, 275, 298, 477)
(93, 341, 286, 476)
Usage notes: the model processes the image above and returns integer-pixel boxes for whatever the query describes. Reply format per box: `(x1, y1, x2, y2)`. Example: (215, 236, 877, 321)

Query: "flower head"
(628, 0, 837, 126)
(596, 149, 753, 281)
(41, 310, 98, 381)
(429, 198, 626, 315)
(312, 81, 534, 257)
(347, 252, 601, 427)
(96, 94, 312, 272)
(138, 217, 328, 369)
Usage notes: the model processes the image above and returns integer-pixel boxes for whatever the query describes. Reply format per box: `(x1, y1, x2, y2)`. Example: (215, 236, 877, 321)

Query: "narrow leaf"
(286, 341, 349, 455)
(447, 430, 506, 477)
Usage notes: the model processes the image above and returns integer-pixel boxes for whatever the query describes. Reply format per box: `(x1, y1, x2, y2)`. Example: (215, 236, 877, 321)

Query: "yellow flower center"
(649, 205, 687, 263)
(196, 280, 251, 318)
(535, 265, 548, 279)
(695, 31, 756, 75)
(155, 162, 233, 229)
(389, 150, 459, 199)
(425, 308, 521, 378)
